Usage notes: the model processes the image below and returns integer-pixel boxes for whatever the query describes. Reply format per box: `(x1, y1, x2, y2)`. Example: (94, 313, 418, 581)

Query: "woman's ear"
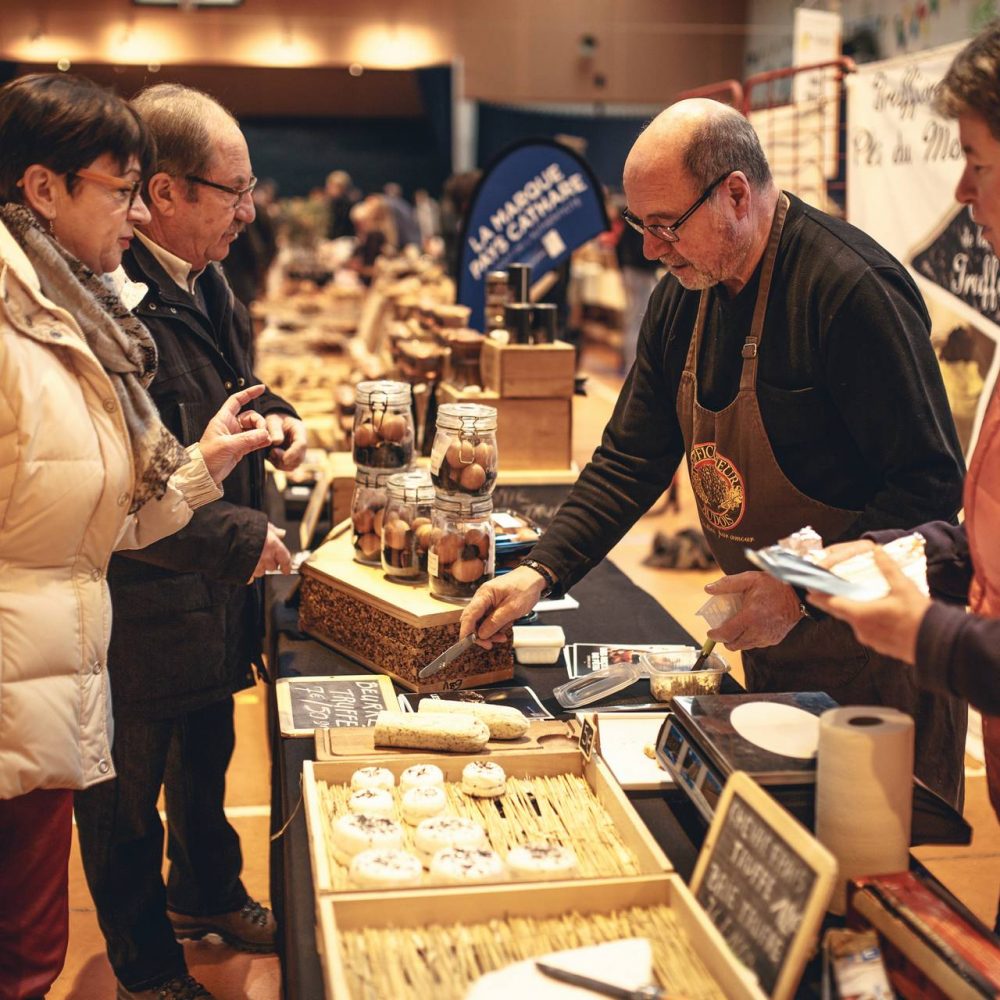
(19, 164, 60, 223)
(144, 172, 177, 217)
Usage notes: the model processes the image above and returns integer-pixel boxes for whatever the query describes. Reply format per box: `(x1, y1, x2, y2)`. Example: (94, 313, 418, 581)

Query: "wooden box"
(480, 338, 575, 398)
(438, 382, 571, 471)
(299, 532, 513, 692)
(314, 875, 767, 1000)
(302, 748, 673, 896)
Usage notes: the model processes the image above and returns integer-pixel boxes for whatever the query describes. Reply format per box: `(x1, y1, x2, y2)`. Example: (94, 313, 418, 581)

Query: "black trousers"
(74, 697, 247, 991)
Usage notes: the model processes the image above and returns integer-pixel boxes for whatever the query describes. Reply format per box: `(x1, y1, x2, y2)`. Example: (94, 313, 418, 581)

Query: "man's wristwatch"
(519, 558, 558, 598)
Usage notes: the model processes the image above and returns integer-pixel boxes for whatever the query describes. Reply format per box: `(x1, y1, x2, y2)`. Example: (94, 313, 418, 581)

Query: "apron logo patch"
(690, 441, 746, 531)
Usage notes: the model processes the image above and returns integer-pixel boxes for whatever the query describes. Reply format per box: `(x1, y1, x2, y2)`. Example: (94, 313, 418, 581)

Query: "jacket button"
(103, 398, 116, 413)
(224, 381, 233, 390)
(237, 377, 245, 387)
(118, 492, 130, 507)
(92, 661, 103, 674)
(91, 568, 102, 581)
(98, 759, 110, 774)
(148, 302, 157, 310)
(169, 306, 178, 314)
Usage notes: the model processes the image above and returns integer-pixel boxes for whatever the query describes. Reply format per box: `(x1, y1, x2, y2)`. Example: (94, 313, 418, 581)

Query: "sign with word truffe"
(276, 675, 398, 737)
(690, 771, 836, 1000)
(457, 139, 608, 332)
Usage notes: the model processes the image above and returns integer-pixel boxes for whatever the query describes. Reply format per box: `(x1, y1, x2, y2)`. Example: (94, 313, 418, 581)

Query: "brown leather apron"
(676, 194, 967, 807)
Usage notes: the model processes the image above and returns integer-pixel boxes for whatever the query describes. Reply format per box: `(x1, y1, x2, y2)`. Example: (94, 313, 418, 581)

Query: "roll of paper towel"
(816, 706, 914, 914)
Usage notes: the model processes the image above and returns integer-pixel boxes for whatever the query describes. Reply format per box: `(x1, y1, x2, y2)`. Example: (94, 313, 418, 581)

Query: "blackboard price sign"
(276, 675, 398, 737)
(690, 772, 836, 1000)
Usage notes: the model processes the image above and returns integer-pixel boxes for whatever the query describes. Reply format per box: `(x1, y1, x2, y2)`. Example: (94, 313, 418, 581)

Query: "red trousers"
(0, 788, 73, 999)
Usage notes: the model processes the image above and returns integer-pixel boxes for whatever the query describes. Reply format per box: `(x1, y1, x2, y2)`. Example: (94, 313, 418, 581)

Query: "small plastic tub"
(641, 649, 730, 702)
(511, 625, 565, 665)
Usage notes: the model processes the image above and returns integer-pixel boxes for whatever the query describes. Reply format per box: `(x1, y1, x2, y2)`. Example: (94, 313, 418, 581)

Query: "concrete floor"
(52, 349, 1000, 998)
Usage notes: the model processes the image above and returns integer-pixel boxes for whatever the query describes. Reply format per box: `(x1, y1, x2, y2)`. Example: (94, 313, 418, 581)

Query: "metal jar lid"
(436, 402, 498, 432)
(386, 470, 435, 503)
(355, 379, 412, 407)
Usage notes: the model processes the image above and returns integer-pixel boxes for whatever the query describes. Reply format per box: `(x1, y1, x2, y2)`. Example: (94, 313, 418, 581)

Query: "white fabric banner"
(846, 42, 1000, 455)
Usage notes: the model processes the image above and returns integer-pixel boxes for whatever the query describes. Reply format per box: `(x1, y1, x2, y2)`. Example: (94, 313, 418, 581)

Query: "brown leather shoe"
(116, 974, 216, 999)
(166, 898, 277, 953)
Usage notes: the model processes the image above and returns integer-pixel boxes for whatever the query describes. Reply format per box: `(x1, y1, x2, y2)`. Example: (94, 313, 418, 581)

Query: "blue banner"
(457, 139, 609, 331)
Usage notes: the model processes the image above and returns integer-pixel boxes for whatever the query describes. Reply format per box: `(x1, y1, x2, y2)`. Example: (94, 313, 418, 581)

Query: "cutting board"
(314, 719, 580, 759)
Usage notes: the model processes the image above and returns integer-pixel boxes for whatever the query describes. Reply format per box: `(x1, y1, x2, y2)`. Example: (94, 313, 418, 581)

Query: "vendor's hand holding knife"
(459, 564, 550, 649)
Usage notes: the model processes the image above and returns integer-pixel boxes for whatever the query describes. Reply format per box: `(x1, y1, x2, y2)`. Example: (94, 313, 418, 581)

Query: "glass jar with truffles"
(351, 469, 392, 565)
(428, 497, 495, 603)
(353, 380, 414, 470)
(381, 471, 436, 580)
(430, 403, 498, 497)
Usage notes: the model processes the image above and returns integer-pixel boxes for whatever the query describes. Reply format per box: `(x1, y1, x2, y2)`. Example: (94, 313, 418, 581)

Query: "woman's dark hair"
(0, 73, 155, 202)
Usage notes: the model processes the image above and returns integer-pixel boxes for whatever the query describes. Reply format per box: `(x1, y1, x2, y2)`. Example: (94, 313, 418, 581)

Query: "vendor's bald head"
(625, 99, 772, 194)
(623, 99, 777, 293)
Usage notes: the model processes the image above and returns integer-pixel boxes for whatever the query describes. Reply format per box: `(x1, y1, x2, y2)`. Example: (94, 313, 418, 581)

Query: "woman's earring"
(48, 218, 55, 236)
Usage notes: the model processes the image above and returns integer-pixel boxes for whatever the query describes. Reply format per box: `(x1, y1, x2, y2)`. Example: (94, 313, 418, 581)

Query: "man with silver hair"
(74, 83, 306, 1000)
(462, 98, 967, 807)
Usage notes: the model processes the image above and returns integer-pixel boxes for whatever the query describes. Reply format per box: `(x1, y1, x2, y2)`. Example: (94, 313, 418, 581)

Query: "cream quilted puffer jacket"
(0, 219, 219, 799)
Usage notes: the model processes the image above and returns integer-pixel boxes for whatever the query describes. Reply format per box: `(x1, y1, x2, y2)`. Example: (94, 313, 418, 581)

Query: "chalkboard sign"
(275, 675, 398, 737)
(690, 772, 836, 1000)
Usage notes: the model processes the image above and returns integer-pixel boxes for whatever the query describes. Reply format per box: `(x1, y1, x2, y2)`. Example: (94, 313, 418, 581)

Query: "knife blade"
(418, 632, 480, 680)
(534, 962, 670, 999)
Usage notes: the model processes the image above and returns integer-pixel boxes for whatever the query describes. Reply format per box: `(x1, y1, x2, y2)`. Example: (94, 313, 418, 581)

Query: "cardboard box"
(438, 383, 571, 471)
(480, 338, 575, 398)
(299, 531, 513, 692)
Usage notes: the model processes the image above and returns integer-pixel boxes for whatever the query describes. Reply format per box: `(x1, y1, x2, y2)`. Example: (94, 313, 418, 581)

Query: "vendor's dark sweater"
(532, 193, 965, 591)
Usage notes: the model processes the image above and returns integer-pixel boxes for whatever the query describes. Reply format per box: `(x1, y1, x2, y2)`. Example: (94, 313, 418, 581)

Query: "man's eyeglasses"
(185, 173, 257, 208)
(623, 171, 732, 244)
(73, 167, 143, 209)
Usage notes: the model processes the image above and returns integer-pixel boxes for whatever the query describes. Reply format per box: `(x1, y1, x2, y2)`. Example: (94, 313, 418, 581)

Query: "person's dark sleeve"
(821, 267, 964, 542)
(867, 521, 972, 604)
(915, 601, 1000, 715)
(113, 501, 268, 584)
(530, 284, 684, 591)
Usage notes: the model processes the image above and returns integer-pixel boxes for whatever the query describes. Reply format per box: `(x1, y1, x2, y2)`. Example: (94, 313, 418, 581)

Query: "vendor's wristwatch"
(519, 558, 558, 599)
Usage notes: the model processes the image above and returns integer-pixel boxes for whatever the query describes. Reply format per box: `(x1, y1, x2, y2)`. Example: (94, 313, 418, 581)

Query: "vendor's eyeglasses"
(185, 173, 257, 208)
(72, 167, 143, 209)
(623, 171, 733, 243)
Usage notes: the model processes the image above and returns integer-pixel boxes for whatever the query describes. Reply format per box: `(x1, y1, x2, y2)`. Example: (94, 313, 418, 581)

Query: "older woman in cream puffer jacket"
(0, 218, 230, 799)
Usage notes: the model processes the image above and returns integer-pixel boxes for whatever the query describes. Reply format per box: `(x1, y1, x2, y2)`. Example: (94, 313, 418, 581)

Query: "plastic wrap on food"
(777, 525, 824, 556)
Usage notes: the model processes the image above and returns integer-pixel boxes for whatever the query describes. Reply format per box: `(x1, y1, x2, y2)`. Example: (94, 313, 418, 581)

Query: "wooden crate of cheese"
(315, 875, 767, 1000)
(299, 531, 513, 692)
(302, 748, 672, 896)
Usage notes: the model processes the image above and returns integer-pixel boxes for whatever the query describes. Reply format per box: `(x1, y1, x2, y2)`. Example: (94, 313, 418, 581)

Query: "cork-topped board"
(299, 531, 514, 692)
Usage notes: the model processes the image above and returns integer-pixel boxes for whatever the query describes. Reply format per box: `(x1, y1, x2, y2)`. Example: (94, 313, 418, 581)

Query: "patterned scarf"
(0, 202, 188, 512)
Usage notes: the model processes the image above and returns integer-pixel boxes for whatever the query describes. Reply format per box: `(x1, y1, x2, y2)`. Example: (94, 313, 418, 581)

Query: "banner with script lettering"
(847, 42, 1000, 455)
(456, 139, 608, 332)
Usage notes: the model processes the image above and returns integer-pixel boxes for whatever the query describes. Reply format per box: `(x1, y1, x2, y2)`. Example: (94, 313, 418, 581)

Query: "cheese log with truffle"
(300, 530, 513, 692)
(418, 699, 529, 740)
(373, 711, 490, 753)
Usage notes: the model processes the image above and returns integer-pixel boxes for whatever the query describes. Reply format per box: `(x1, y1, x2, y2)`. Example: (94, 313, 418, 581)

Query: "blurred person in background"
(383, 180, 422, 249)
(72, 82, 306, 1000)
(349, 193, 397, 284)
(414, 187, 441, 248)
(324, 168, 356, 241)
(221, 177, 279, 309)
(0, 73, 270, 1000)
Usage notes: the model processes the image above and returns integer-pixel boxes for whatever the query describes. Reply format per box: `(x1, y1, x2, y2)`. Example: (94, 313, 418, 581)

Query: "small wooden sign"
(275, 675, 398, 737)
(690, 771, 836, 1000)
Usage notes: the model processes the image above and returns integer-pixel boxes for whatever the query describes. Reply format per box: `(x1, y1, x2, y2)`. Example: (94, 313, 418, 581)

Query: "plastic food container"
(695, 593, 743, 630)
(641, 649, 730, 702)
(511, 625, 565, 665)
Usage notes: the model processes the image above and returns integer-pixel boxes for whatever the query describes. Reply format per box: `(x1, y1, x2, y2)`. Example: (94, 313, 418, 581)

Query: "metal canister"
(530, 302, 557, 344)
(503, 303, 534, 345)
(507, 263, 532, 304)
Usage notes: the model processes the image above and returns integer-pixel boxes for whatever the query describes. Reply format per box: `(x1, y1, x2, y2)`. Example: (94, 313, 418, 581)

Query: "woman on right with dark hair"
(810, 20, 1000, 933)
(0, 73, 272, 999)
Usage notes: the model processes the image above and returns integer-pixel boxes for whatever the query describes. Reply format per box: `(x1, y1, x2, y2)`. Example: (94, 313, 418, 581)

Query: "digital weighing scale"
(655, 691, 971, 847)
